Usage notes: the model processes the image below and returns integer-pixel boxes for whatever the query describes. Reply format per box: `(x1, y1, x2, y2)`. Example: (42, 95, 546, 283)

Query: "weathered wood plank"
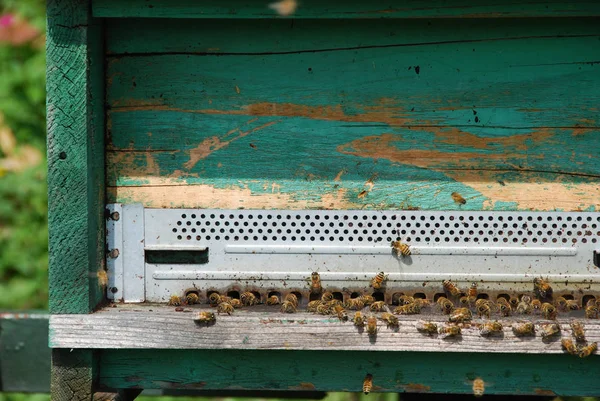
(50, 305, 600, 353)
(47, 0, 105, 314)
(99, 348, 600, 395)
(51, 349, 96, 401)
(93, 0, 600, 19)
(106, 18, 600, 211)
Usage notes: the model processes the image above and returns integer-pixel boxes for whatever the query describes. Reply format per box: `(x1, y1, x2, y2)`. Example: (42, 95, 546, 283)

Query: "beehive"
(48, 0, 600, 398)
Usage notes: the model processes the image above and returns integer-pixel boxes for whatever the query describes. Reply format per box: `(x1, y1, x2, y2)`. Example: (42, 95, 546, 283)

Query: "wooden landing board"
(106, 17, 600, 211)
(51, 304, 600, 353)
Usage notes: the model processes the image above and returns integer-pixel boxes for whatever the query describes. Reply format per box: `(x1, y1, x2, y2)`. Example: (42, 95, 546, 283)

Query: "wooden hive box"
(47, 0, 600, 398)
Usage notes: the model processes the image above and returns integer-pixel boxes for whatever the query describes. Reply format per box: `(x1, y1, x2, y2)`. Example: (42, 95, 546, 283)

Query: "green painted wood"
(47, 0, 106, 314)
(93, 0, 600, 19)
(99, 349, 600, 396)
(0, 312, 50, 393)
(106, 17, 600, 211)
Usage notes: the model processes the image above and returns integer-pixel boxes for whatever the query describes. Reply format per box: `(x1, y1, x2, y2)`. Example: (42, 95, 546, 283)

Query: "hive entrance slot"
(146, 249, 209, 264)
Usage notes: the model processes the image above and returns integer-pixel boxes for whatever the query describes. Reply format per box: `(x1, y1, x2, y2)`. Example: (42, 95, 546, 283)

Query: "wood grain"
(51, 349, 95, 401)
(93, 0, 600, 19)
(106, 18, 600, 211)
(50, 304, 600, 353)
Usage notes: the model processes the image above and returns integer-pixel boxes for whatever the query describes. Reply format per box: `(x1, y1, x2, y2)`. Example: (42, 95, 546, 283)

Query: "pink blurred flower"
(0, 14, 14, 28)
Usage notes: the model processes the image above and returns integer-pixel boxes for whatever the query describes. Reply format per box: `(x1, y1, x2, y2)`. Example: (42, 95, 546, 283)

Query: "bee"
(451, 191, 466, 205)
(442, 280, 461, 297)
(168, 295, 182, 306)
(321, 292, 333, 302)
(363, 374, 373, 395)
(449, 307, 472, 323)
(512, 322, 535, 336)
(194, 311, 216, 323)
(566, 299, 580, 310)
(280, 301, 297, 313)
(208, 293, 222, 306)
(241, 292, 258, 306)
(268, 0, 298, 17)
(579, 342, 597, 358)
(416, 320, 438, 335)
(531, 299, 542, 312)
(310, 272, 322, 294)
(186, 292, 200, 305)
(480, 321, 503, 336)
(380, 312, 399, 328)
(327, 299, 343, 308)
(370, 272, 387, 290)
(570, 321, 586, 343)
(437, 297, 455, 314)
(266, 295, 280, 305)
(359, 295, 375, 305)
(541, 302, 557, 320)
(366, 316, 378, 336)
(467, 282, 478, 303)
(496, 298, 512, 317)
(230, 298, 242, 308)
(438, 325, 461, 339)
(414, 298, 431, 308)
(587, 298, 597, 308)
(521, 295, 532, 303)
(509, 297, 519, 309)
(540, 323, 561, 339)
(316, 303, 331, 315)
(472, 377, 485, 398)
(459, 296, 470, 306)
(333, 305, 348, 322)
(398, 295, 415, 305)
(285, 293, 299, 307)
(217, 302, 234, 315)
(394, 303, 421, 315)
(307, 300, 322, 312)
(561, 338, 579, 356)
(476, 303, 491, 319)
(585, 304, 599, 319)
(555, 296, 568, 310)
(516, 300, 532, 315)
(391, 240, 411, 256)
(353, 311, 366, 328)
(370, 301, 387, 312)
(533, 277, 552, 298)
(345, 298, 365, 310)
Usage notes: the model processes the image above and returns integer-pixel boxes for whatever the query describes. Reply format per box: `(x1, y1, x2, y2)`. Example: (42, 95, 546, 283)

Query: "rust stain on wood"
(288, 382, 316, 390)
(334, 169, 345, 182)
(403, 383, 431, 392)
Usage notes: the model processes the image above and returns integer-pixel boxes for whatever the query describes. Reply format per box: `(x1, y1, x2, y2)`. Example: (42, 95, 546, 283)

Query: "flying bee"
(561, 338, 579, 356)
(480, 321, 503, 336)
(366, 316, 378, 336)
(208, 293, 222, 306)
(333, 305, 348, 322)
(442, 280, 461, 297)
(168, 295, 182, 306)
(345, 298, 365, 310)
(437, 297, 455, 314)
(280, 301, 297, 313)
(370, 301, 387, 312)
(309, 272, 323, 294)
(363, 374, 373, 395)
(394, 303, 421, 315)
(459, 296, 470, 307)
(321, 292, 333, 302)
(467, 282, 478, 303)
(533, 277, 552, 298)
(230, 298, 242, 308)
(194, 311, 216, 324)
(512, 322, 535, 336)
(186, 292, 200, 305)
(438, 325, 461, 339)
(241, 292, 258, 306)
(266, 295, 280, 305)
(516, 301, 532, 315)
(217, 302, 234, 315)
(472, 378, 485, 398)
(391, 240, 411, 256)
(370, 272, 387, 290)
(540, 323, 561, 339)
(570, 321, 586, 343)
(449, 307, 472, 323)
(360, 295, 375, 305)
(285, 293, 299, 307)
(398, 295, 415, 305)
(451, 191, 467, 205)
(585, 304, 599, 319)
(579, 342, 597, 358)
(496, 298, 512, 317)
(307, 300, 322, 312)
(316, 303, 331, 315)
(380, 312, 399, 328)
(531, 299, 542, 312)
(416, 320, 438, 335)
(541, 302, 557, 320)
(353, 311, 366, 328)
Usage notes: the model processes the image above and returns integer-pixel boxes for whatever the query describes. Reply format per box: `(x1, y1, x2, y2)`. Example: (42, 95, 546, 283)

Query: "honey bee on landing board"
(579, 342, 597, 358)
(398, 295, 415, 305)
(316, 303, 331, 315)
(416, 320, 438, 335)
(186, 292, 200, 305)
(208, 293, 222, 306)
(353, 311, 366, 328)
(241, 292, 258, 306)
(370, 301, 387, 312)
(266, 295, 280, 305)
(307, 300, 322, 312)
(321, 291, 333, 302)
(310, 272, 323, 294)
(360, 295, 375, 305)
(561, 338, 579, 356)
(394, 303, 421, 315)
(230, 298, 242, 308)
(512, 322, 535, 336)
(531, 299, 542, 312)
(333, 305, 348, 322)
(541, 303, 557, 320)
(363, 374, 373, 395)
(366, 316, 378, 336)
(467, 282, 478, 303)
(476, 299, 492, 319)
(217, 302, 234, 315)
(370, 272, 387, 290)
(285, 293, 299, 307)
(380, 312, 399, 328)
(280, 301, 297, 313)
(194, 311, 216, 324)
(442, 280, 461, 297)
(345, 298, 365, 310)
(570, 321, 586, 343)
(168, 295, 182, 306)
(437, 296, 455, 314)
(449, 307, 472, 323)
(438, 325, 461, 339)
(391, 240, 411, 256)
(479, 321, 503, 336)
(585, 304, 599, 319)
(496, 298, 512, 317)
(540, 323, 561, 339)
